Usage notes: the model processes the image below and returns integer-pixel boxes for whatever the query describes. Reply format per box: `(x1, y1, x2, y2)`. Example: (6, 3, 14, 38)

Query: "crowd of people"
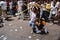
(0, 0, 60, 34)
(28, 0, 60, 34)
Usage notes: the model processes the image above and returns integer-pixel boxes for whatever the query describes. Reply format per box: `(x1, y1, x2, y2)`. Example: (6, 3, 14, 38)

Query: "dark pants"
(51, 14, 55, 23)
(29, 21, 36, 33)
(58, 15, 60, 24)
(42, 10, 48, 22)
(12, 10, 17, 16)
(10, 9, 13, 15)
(0, 16, 3, 23)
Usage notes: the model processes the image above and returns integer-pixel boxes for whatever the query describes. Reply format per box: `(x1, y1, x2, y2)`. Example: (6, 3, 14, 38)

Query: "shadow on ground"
(6, 18, 14, 21)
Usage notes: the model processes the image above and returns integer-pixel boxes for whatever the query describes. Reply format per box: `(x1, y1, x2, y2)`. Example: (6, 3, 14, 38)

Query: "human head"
(32, 6, 38, 13)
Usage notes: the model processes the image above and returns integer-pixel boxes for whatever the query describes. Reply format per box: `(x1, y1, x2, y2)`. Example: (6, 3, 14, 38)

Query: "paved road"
(0, 17, 60, 40)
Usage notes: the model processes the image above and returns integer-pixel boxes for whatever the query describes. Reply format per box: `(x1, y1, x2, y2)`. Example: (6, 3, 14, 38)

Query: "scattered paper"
(28, 36, 32, 39)
(20, 26, 23, 29)
(15, 29, 18, 32)
(31, 31, 33, 34)
(36, 39, 39, 40)
(3, 18, 5, 20)
(9, 24, 12, 26)
(15, 13, 18, 16)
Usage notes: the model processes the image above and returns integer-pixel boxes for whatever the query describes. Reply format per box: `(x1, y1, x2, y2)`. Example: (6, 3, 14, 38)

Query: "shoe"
(33, 28, 36, 33)
(40, 31, 49, 35)
(36, 30, 41, 34)
(5, 17, 9, 20)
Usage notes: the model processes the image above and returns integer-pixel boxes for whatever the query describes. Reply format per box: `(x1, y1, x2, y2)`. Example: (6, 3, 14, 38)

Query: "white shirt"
(50, 1, 59, 14)
(9, 2, 12, 9)
(55, 2, 60, 8)
(41, 4, 46, 11)
(28, 1, 35, 11)
(31, 12, 36, 22)
(17, 1, 23, 12)
(52, 7, 57, 14)
(0, 1, 7, 10)
(29, 2, 35, 8)
(51, 1, 59, 10)
(28, 1, 36, 19)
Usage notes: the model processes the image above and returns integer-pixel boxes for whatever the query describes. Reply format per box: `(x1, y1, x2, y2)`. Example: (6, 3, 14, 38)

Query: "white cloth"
(41, 4, 46, 11)
(0, 1, 7, 10)
(55, 2, 60, 8)
(9, 2, 12, 10)
(52, 7, 57, 14)
(50, 1, 59, 14)
(28, 1, 35, 11)
(51, 1, 59, 10)
(30, 12, 36, 22)
(17, 1, 23, 12)
(28, 2, 36, 19)
(49, 1, 59, 18)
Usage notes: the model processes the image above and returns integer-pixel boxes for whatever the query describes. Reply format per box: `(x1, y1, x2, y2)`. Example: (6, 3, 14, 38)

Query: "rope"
(17, 2, 41, 14)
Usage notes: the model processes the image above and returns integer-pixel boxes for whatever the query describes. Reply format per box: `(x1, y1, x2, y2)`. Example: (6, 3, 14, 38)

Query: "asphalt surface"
(0, 17, 60, 40)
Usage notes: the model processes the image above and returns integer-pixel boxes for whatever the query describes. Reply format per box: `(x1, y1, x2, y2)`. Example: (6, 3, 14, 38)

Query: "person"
(35, 18, 49, 34)
(29, 7, 37, 33)
(46, 1, 50, 22)
(9, 1, 13, 15)
(50, 0, 59, 23)
(58, 3, 60, 25)
(41, 1, 47, 22)
(17, 1, 23, 19)
(0, 6, 2, 16)
(22, 1, 28, 20)
(50, 1, 57, 23)
(34, 1, 40, 19)
(0, 6, 3, 27)
(12, 1, 17, 16)
(58, 9, 60, 25)
(0, 1, 8, 20)
(17, 1, 23, 13)
(27, 0, 36, 19)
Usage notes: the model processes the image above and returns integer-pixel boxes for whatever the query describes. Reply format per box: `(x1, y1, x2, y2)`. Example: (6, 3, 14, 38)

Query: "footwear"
(36, 30, 41, 34)
(5, 17, 9, 20)
(44, 31, 49, 35)
(40, 31, 49, 35)
(33, 28, 36, 33)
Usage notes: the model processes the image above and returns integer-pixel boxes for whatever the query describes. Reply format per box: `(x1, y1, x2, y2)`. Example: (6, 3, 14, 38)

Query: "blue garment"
(10, 9, 13, 15)
(29, 20, 36, 28)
